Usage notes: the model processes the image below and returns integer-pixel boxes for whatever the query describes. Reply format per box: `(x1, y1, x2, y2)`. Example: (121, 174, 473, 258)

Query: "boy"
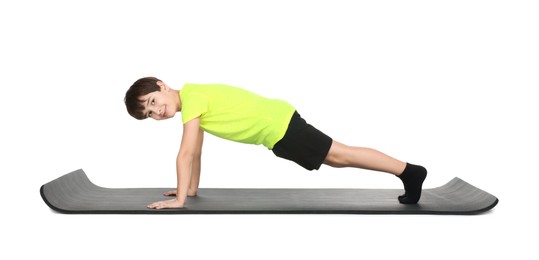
(124, 77, 427, 209)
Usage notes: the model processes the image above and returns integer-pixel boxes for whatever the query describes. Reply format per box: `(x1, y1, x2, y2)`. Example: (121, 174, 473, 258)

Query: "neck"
(173, 89, 182, 112)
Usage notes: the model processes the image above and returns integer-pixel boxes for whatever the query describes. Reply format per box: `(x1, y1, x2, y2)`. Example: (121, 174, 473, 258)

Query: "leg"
(323, 140, 427, 204)
(323, 140, 406, 175)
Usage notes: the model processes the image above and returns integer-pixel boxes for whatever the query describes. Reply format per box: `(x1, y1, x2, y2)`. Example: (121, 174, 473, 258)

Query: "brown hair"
(124, 77, 161, 119)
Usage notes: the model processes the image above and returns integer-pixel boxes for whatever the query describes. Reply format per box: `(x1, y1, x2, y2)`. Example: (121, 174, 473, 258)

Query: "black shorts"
(272, 111, 333, 171)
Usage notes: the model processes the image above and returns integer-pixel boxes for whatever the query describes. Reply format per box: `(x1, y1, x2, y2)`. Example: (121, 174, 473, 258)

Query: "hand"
(147, 199, 184, 209)
(163, 189, 198, 197)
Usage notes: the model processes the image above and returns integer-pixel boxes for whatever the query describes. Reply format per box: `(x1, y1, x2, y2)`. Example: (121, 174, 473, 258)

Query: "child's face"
(139, 82, 177, 120)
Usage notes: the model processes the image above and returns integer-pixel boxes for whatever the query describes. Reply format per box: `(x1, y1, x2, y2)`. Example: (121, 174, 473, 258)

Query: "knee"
(323, 145, 350, 168)
(324, 159, 346, 168)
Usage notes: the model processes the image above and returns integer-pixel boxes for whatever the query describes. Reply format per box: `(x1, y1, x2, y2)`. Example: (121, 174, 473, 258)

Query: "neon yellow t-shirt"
(180, 83, 295, 149)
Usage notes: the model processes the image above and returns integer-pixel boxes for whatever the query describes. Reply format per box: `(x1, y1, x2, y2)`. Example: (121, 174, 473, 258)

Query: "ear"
(156, 81, 169, 91)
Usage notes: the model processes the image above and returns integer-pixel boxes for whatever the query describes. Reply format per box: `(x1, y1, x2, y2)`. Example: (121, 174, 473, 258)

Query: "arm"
(163, 125, 203, 197)
(147, 117, 201, 209)
(188, 127, 204, 196)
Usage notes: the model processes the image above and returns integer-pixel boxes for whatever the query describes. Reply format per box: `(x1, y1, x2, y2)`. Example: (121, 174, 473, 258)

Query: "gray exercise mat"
(40, 169, 498, 214)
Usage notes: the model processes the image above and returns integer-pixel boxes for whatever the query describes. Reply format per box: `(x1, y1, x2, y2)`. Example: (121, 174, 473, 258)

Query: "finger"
(163, 190, 176, 196)
(147, 202, 160, 209)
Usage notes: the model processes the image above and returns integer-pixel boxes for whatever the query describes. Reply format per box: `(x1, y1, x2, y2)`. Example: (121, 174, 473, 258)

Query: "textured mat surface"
(40, 169, 498, 214)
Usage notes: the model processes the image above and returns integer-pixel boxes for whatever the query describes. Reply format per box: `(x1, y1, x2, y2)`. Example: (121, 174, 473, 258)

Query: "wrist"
(187, 188, 198, 196)
(174, 198, 185, 207)
(175, 195, 185, 201)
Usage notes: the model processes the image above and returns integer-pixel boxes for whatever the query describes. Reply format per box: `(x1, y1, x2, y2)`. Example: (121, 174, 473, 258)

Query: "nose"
(151, 106, 163, 117)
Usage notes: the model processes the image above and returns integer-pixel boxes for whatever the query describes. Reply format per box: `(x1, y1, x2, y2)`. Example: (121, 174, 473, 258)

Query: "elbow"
(178, 150, 201, 162)
(178, 151, 195, 162)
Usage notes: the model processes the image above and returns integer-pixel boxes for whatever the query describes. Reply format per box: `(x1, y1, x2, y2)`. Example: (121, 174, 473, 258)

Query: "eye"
(151, 99, 155, 105)
(148, 111, 152, 117)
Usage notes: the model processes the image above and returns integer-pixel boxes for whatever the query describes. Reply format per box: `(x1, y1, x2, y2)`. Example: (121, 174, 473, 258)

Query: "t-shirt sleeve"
(181, 92, 209, 124)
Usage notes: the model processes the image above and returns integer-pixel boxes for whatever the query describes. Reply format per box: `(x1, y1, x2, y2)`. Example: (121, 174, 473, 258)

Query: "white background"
(1, 0, 538, 259)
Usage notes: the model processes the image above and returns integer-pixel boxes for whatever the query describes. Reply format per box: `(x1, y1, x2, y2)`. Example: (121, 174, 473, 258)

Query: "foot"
(397, 163, 427, 204)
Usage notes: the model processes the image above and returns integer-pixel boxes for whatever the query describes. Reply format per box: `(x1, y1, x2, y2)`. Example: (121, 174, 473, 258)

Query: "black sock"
(397, 163, 427, 204)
